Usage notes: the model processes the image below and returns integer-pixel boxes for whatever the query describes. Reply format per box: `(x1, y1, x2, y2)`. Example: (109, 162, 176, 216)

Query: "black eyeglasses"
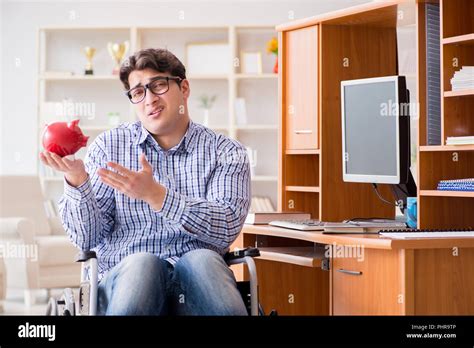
(125, 76, 183, 104)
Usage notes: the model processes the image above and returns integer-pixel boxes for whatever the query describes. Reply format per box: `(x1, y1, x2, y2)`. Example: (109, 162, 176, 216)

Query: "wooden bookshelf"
(38, 25, 280, 209)
(245, 0, 416, 315)
(233, 0, 474, 317)
(277, 2, 401, 222)
(417, 0, 474, 229)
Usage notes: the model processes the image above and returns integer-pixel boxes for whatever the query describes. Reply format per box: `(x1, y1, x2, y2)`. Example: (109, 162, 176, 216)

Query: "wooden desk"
(238, 225, 474, 315)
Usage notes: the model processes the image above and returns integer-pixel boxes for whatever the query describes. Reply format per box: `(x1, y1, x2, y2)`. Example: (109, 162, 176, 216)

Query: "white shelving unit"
(37, 25, 279, 212)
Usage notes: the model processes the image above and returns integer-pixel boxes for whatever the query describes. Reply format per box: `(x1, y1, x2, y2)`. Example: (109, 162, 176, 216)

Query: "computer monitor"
(341, 75, 417, 213)
(341, 75, 410, 185)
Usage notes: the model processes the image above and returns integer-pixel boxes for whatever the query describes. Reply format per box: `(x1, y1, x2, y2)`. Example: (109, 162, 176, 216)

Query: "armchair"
(0, 175, 81, 306)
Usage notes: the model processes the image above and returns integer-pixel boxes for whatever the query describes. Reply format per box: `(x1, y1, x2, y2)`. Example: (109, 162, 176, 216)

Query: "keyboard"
(269, 219, 325, 231)
(379, 228, 474, 239)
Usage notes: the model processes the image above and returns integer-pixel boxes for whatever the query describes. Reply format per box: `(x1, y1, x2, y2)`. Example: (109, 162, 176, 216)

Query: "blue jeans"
(97, 249, 248, 315)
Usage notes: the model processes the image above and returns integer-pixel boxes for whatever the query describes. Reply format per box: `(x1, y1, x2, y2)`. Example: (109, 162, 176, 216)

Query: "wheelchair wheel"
(58, 288, 76, 316)
(45, 297, 58, 316)
(46, 288, 76, 316)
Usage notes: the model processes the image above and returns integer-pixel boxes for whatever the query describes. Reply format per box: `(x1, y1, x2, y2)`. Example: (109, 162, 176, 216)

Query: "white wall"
(0, 0, 371, 175)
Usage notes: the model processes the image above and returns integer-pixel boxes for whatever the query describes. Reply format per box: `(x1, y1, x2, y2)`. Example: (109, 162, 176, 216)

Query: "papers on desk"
(322, 220, 407, 234)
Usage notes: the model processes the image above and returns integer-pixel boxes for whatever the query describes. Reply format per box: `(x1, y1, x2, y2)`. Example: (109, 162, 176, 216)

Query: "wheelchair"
(46, 247, 269, 316)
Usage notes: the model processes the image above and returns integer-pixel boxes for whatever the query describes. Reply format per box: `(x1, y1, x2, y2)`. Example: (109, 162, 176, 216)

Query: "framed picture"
(185, 41, 231, 75)
(240, 51, 262, 74)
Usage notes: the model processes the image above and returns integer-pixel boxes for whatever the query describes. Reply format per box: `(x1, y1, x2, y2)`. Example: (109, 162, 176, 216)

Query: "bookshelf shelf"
(285, 186, 320, 193)
(187, 74, 229, 80)
(444, 89, 474, 97)
(82, 126, 114, 131)
(235, 73, 278, 79)
(252, 175, 278, 182)
(420, 190, 474, 198)
(420, 145, 474, 152)
(40, 74, 119, 81)
(442, 33, 474, 46)
(285, 149, 320, 155)
(208, 125, 229, 130)
(42, 176, 63, 182)
(236, 124, 278, 130)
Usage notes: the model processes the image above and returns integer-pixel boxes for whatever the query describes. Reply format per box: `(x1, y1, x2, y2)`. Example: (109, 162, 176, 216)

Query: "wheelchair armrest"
(76, 250, 97, 263)
(224, 247, 260, 264)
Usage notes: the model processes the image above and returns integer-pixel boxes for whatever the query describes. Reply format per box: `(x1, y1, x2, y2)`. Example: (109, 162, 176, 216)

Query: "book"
(437, 178, 474, 191)
(245, 212, 311, 225)
(446, 136, 474, 146)
(450, 66, 474, 90)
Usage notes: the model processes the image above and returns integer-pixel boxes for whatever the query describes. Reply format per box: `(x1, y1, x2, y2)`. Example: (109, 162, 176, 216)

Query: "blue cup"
(406, 197, 418, 229)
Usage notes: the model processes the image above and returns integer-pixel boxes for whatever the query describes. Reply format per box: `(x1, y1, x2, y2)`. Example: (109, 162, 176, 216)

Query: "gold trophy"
(83, 46, 96, 75)
(108, 41, 129, 75)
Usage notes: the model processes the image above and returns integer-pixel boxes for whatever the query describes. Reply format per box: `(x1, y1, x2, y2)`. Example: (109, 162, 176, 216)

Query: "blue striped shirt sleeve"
(158, 141, 251, 249)
(58, 134, 116, 250)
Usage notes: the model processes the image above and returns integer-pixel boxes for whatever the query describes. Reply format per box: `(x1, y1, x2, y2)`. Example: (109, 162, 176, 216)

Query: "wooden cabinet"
(284, 25, 318, 150)
(331, 246, 474, 315)
(331, 248, 405, 315)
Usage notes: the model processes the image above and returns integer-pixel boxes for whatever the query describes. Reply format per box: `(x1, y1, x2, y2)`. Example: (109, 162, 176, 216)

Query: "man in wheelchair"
(39, 48, 252, 315)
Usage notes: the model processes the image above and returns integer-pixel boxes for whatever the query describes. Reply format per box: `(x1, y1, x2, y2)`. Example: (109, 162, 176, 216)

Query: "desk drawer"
(331, 248, 404, 315)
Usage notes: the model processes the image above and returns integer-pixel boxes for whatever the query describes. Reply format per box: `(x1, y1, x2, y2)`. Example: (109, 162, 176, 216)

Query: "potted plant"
(198, 94, 217, 127)
(107, 112, 121, 126)
(266, 37, 278, 74)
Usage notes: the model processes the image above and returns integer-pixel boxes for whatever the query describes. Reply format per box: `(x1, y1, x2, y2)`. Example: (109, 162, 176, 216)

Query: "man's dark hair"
(120, 48, 186, 90)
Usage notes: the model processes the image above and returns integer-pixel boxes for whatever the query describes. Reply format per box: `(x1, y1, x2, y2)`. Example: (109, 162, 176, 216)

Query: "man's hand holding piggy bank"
(39, 119, 89, 187)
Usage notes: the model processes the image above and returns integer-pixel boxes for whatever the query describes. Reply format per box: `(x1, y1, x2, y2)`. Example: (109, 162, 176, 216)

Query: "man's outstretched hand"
(39, 151, 88, 188)
(98, 153, 166, 211)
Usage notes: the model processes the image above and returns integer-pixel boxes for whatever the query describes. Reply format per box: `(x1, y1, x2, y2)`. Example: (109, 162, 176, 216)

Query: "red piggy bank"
(42, 119, 89, 157)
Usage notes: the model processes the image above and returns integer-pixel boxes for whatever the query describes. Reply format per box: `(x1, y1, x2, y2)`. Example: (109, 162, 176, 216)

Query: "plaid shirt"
(58, 120, 251, 279)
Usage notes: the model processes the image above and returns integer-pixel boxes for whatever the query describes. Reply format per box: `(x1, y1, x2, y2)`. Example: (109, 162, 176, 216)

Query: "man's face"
(127, 68, 190, 137)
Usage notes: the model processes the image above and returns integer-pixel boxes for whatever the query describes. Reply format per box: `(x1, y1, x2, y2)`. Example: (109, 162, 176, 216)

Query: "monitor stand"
(348, 170, 417, 225)
(391, 168, 417, 215)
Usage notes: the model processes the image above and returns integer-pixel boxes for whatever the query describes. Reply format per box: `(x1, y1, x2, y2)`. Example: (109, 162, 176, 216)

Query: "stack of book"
(245, 211, 310, 225)
(446, 135, 474, 146)
(450, 66, 474, 91)
(437, 178, 474, 192)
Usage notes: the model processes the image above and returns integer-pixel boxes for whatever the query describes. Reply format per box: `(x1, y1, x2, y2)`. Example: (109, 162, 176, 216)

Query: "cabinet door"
(285, 25, 318, 150)
(331, 249, 404, 315)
